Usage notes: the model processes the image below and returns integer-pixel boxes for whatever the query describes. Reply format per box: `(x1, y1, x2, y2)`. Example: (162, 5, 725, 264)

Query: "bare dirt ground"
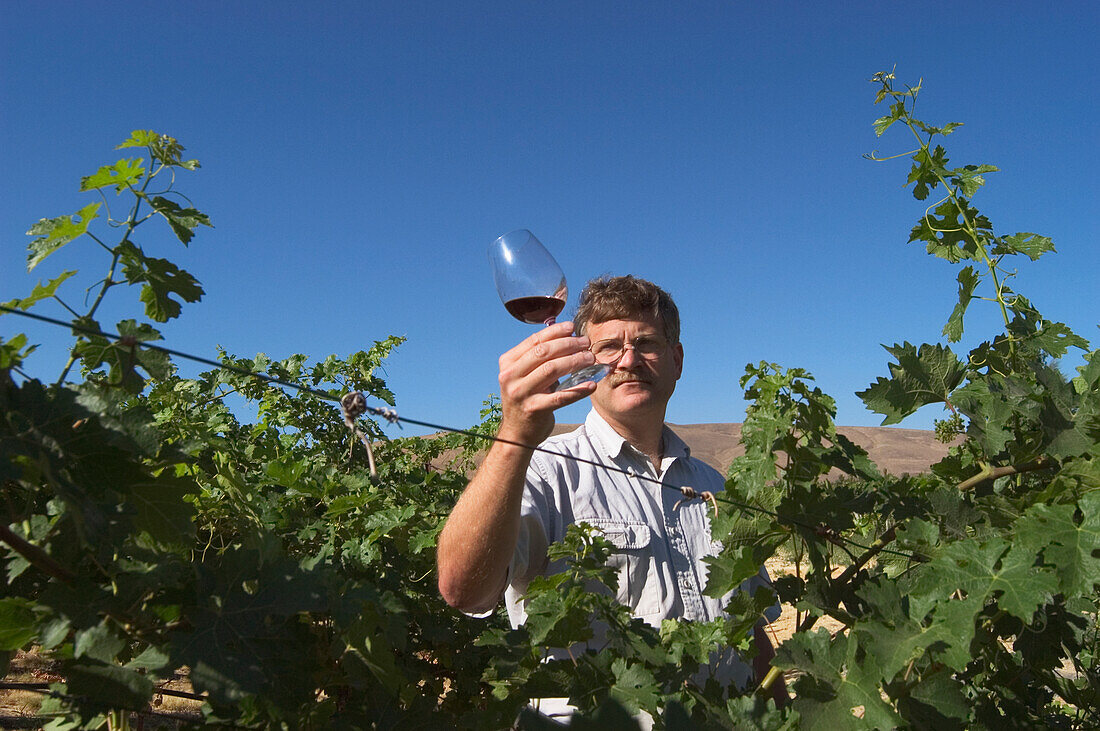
(0, 652, 203, 729)
(762, 557, 846, 645)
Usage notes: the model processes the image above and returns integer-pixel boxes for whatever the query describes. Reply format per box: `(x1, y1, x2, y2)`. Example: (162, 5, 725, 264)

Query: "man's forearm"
(436, 439, 534, 613)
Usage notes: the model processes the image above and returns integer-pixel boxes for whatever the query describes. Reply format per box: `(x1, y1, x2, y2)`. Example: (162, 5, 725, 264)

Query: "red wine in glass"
(489, 229, 610, 389)
(504, 295, 567, 325)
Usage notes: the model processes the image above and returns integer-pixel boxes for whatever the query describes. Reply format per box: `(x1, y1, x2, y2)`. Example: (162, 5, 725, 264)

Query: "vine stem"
(756, 524, 903, 698)
(957, 458, 1051, 491)
(0, 523, 75, 582)
(890, 83, 1015, 350)
(55, 146, 158, 386)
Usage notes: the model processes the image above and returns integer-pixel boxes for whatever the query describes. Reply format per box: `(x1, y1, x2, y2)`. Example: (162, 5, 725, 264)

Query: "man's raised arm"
(437, 322, 596, 613)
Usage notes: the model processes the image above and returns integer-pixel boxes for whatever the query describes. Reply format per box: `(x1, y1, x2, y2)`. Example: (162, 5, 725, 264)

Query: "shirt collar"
(584, 409, 691, 463)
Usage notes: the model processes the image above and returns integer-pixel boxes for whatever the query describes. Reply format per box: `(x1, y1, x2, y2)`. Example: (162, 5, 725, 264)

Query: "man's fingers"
(502, 347, 596, 398)
(499, 321, 578, 370)
(524, 379, 597, 413)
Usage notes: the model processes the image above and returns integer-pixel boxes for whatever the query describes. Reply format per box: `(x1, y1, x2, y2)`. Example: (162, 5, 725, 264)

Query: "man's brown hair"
(574, 275, 680, 343)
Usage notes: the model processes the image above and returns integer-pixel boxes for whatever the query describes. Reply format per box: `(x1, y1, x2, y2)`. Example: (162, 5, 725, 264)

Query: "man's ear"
(673, 342, 684, 380)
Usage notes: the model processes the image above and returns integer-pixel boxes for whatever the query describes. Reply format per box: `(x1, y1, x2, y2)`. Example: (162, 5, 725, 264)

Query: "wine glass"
(488, 229, 610, 390)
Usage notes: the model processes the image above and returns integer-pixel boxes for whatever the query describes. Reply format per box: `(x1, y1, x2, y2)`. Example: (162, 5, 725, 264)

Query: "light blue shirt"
(504, 410, 779, 688)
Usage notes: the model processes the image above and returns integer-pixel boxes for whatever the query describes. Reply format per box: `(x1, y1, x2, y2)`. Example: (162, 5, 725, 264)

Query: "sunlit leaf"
(25, 203, 101, 270)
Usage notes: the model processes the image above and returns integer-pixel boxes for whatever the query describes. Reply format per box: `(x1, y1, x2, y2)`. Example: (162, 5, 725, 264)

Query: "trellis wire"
(0, 303, 919, 561)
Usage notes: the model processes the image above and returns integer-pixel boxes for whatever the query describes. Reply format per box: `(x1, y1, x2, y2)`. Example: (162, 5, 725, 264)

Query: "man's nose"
(616, 344, 641, 367)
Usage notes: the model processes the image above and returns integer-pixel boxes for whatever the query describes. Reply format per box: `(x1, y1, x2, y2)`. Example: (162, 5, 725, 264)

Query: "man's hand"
(496, 321, 598, 445)
(438, 322, 598, 614)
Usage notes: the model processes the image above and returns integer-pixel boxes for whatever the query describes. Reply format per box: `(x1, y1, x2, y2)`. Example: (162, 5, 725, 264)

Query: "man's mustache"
(605, 370, 651, 386)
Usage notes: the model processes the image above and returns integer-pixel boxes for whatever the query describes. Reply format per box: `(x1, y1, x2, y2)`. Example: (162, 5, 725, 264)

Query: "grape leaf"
(943, 266, 979, 342)
(148, 195, 212, 245)
(120, 243, 204, 321)
(776, 629, 901, 730)
(857, 342, 967, 425)
(64, 661, 154, 711)
(907, 197, 992, 263)
(608, 659, 660, 715)
(907, 145, 949, 201)
(117, 129, 162, 148)
(950, 379, 1016, 457)
(896, 666, 971, 728)
(72, 319, 170, 392)
(130, 477, 197, 545)
(3, 270, 78, 311)
(948, 163, 998, 197)
(0, 598, 37, 650)
(992, 232, 1055, 261)
(1016, 492, 1100, 596)
(74, 622, 126, 664)
(1036, 365, 1095, 459)
(26, 203, 101, 271)
(79, 158, 145, 192)
(921, 538, 1056, 623)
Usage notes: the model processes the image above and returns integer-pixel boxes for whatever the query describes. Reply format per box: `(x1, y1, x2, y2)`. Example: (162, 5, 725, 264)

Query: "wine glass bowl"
(488, 228, 610, 389)
(489, 229, 568, 325)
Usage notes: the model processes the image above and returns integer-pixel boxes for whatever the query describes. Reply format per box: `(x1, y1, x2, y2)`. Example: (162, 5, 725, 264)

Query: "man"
(437, 275, 786, 707)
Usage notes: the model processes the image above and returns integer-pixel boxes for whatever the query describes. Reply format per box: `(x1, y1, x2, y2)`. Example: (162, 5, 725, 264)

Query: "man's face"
(585, 314, 683, 424)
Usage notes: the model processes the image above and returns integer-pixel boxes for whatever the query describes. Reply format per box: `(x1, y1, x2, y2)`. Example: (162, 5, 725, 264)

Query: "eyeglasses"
(590, 335, 669, 364)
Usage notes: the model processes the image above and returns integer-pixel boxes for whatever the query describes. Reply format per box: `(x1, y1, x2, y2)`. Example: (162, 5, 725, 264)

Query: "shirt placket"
(657, 462, 708, 622)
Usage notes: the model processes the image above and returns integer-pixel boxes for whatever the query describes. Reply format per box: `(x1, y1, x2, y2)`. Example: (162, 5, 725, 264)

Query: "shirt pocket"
(583, 519, 660, 618)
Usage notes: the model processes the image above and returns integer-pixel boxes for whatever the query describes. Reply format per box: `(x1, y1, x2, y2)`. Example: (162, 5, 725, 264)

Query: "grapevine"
(1, 71, 1098, 729)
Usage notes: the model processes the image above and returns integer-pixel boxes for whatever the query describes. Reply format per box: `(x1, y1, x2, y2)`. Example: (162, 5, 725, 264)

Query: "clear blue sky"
(2, 1, 1097, 437)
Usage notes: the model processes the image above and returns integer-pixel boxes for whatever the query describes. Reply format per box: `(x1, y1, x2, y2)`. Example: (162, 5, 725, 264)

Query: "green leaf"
(3, 270, 78, 311)
(704, 543, 778, 600)
(607, 659, 660, 715)
(1016, 492, 1100, 596)
(907, 145, 949, 201)
(26, 203, 101, 271)
(948, 163, 998, 197)
(74, 622, 126, 663)
(857, 342, 967, 425)
(907, 197, 992, 263)
(872, 101, 906, 136)
(0, 598, 37, 650)
(918, 538, 1057, 623)
(897, 666, 971, 728)
(126, 645, 171, 673)
(147, 196, 212, 245)
(79, 158, 145, 192)
(943, 266, 979, 342)
(951, 379, 1016, 457)
(117, 130, 161, 149)
(72, 320, 170, 393)
(1036, 364, 1095, 459)
(0, 333, 37, 369)
(64, 661, 154, 711)
(130, 477, 197, 544)
(120, 242, 204, 321)
(775, 630, 901, 730)
(168, 548, 327, 705)
(1021, 319, 1089, 361)
(993, 232, 1055, 261)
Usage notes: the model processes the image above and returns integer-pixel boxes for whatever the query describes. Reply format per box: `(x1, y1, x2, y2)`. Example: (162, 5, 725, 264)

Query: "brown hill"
(544, 422, 950, 476)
